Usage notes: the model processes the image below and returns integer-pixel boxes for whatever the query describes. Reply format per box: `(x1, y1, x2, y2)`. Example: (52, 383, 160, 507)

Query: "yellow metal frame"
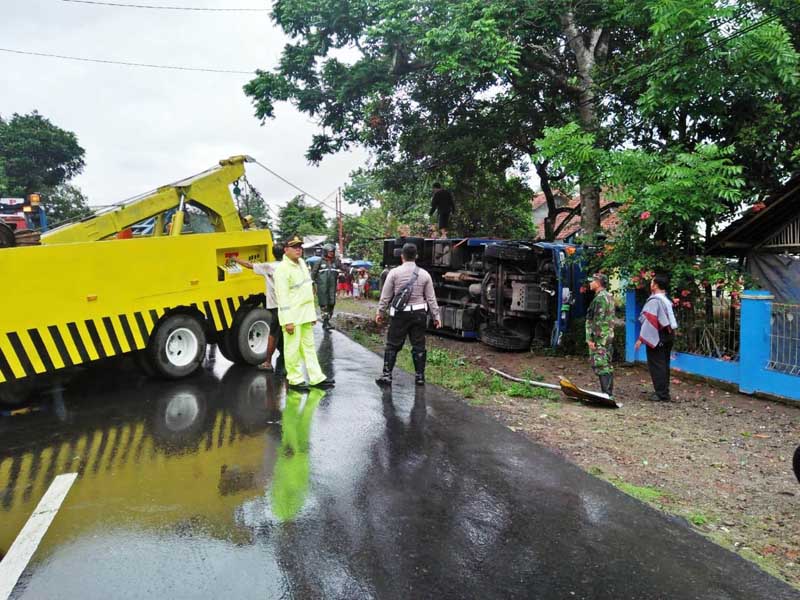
(0, 157, 273, 387)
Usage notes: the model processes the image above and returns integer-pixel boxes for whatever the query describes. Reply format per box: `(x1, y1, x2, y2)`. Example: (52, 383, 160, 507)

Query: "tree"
(44, 183, 92, 226)
(276, 195, 329, 239)
(0, 112, 85, 196)
(245, 1, 650, 237)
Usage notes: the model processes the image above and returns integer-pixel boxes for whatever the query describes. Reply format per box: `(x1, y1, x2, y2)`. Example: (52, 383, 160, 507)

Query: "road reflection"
(0, 363, 285, 558)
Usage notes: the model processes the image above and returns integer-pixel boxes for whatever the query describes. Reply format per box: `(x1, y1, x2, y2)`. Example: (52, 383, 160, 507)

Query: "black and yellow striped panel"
(0, 296, 247, 384)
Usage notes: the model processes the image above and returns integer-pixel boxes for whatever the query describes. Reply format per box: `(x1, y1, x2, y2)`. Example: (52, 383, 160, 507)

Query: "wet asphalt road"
(1, 329, 798, 600)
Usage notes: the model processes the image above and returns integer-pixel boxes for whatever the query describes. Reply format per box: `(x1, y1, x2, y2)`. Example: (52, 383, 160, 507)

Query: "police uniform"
(586, 285, 615, 396)
(375, 258, 441, 386)
(311, 247, 340, 330)
(274, 236, 332, 389)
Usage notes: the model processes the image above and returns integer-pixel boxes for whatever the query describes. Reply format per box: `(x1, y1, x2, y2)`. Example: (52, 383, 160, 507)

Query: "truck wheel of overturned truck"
(148, 314, 207, 379)
(479, 323, 531, 351)
(232, 308, 273, 366)
(0, 223, 16, 248)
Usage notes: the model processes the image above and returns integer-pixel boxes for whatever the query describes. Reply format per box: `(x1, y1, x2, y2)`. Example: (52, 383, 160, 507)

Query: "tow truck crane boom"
(43, 155, 253, 244)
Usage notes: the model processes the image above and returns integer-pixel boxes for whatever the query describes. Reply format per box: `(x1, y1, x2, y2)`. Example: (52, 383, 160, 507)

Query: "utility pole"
(337, 187, 345, 258)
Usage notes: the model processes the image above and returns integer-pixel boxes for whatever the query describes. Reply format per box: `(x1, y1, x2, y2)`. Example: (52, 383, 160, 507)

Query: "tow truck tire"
(479, 323, 531, 351)
(149, 314, 207, 379)
(216, 330, 241, 364)
(232, 308, 273, 366)
(793, 445, 800, 484)
(0, 385, 24, 407)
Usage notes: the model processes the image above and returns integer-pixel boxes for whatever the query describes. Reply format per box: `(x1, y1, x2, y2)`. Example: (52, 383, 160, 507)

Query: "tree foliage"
(249, 0, 799, 258)
(44, 183, 92, 226)
(276, 195, 329, 239)
(0, 112, 85, 196)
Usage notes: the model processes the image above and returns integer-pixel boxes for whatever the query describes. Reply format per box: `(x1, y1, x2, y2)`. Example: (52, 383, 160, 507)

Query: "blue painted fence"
(625, 289, 800, 402)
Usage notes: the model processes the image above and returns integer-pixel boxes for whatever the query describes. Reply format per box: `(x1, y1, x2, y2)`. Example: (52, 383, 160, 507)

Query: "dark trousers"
(646, 342, 672, 400)
(386, 310, 427, 354)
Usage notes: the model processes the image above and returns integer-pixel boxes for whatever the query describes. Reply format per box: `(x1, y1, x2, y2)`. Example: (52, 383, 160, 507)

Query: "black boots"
(598, 373, 614, 397)
(375, 349, 398, 386)
(412, 349, 427, 386)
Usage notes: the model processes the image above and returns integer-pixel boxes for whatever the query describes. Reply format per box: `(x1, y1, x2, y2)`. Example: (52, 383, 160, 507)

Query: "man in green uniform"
(274, 235, 335, 390)
(311, 244, 340, 330)
(586, 273, 615, 398)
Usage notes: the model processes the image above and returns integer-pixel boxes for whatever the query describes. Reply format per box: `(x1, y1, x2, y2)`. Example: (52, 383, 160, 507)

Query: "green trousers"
(283, 322, 325, 385)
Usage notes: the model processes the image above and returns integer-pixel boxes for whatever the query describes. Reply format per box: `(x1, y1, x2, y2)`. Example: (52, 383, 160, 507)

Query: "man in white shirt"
(233, 244, 284, 372)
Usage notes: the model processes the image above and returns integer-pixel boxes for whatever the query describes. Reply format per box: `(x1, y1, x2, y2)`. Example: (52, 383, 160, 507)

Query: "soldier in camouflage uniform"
(586, 273, 615, 397)
(311, 244, 341, 330)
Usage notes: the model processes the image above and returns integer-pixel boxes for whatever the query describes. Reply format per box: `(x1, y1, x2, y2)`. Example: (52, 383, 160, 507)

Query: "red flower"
(731, 291, 739, 299)
(632, 275, 640, 283)
(681, 289, 690, 297)
(672, 298, 680, 306)
(751, 202, 766, 213)
(579, 286, 587, 294)
(682, 301, 692, 309)
(640, 211, 651, 220)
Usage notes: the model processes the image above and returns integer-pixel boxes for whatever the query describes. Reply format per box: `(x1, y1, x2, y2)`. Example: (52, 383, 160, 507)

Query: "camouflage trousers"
(589, 343, 614, 376)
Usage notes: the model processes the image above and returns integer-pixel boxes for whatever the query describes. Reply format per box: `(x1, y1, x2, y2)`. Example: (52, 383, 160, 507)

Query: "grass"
(613, 480, 666, 503)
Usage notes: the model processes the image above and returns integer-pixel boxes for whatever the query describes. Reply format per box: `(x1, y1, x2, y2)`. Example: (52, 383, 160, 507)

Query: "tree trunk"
(536, 162, 558, 241)
(561, 10, 608, 239)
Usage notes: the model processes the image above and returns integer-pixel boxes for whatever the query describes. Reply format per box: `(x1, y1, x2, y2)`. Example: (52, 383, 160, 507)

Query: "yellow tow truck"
(0, 156, 275, 404)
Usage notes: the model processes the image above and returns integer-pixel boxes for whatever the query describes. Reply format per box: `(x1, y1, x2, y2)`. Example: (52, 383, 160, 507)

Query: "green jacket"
(586, 289, 615, 347)
(311, 258, 340, 306)
(274, 257, 316, 326)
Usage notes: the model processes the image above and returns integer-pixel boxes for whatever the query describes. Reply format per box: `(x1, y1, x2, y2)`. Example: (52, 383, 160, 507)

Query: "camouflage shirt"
(586, 289, 615, 347)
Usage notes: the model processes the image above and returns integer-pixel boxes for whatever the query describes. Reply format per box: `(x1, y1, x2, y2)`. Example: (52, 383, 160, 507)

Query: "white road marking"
(0, 472, 78, 600)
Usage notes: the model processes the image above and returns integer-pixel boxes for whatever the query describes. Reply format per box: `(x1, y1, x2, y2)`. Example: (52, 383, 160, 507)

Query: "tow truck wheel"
(216, 329, 241, 364)
(148, 314, 207, 379)
(232, 308, 273, 366)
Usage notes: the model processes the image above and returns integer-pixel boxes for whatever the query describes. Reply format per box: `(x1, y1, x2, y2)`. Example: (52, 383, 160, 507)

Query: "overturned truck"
(382, 237, 587, 350)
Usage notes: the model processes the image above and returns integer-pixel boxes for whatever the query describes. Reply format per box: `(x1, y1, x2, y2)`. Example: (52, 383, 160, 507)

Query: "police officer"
(375, 243, 441, 386)
(586, 273, 615, 397)
(274, 234, 335, 390)
(311, 244, 340, 330)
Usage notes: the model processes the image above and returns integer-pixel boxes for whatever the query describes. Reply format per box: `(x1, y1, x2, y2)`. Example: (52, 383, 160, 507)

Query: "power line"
(60, 0, 268, 11)
(0, 47, 254, 74)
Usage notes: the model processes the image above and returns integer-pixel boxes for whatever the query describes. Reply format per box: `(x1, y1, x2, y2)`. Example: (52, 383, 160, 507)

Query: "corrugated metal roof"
(707, 174, 800, 255)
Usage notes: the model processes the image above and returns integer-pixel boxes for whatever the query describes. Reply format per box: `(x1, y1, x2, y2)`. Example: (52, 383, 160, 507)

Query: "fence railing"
(769, 303, 800, 376)
(626, 290, 800, 402)
(673, 292, 740, 361)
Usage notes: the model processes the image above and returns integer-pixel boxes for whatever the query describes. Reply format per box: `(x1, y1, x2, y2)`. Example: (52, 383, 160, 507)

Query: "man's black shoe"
(288, 381, 310, 391)
(415, 374, 425, 386)
(375, 374, 392, 386)
(312, 378, 336, 389)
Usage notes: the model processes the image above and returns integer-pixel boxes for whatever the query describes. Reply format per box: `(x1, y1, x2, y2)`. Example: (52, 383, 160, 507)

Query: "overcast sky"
(0, 0, 367, 219)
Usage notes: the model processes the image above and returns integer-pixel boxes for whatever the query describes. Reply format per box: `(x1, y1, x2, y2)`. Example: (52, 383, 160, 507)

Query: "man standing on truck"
(586, 273, 615, 399)
(311, 244, 340, 330)
(232, 244, 285, 373)
(429, 183, 455, 239)
(275, 235, 335, 390)
(375, 243, 442, 386)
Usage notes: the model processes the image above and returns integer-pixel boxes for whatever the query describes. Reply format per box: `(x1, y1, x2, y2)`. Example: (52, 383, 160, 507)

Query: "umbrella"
(351, 260, 373, 268)
(305, 255, 322, 264)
